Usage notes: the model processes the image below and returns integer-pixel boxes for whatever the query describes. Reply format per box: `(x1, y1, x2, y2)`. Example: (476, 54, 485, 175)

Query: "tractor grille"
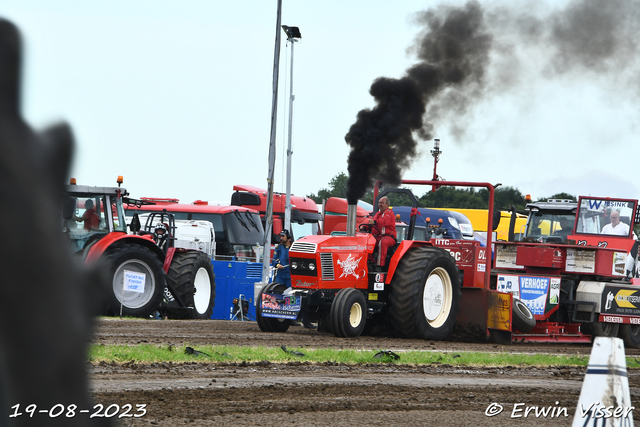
(320, 253, 334, 281)
(291, 242, 317, 254)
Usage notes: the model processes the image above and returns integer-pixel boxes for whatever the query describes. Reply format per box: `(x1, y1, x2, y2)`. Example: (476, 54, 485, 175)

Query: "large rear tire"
(165, 251, 216, 319)
(389, 246, 461, 340)
(256, 283, 292, 333)
(106, 244, 165, 317)
(330, 288, 366, 338)
(619, 324, 640, 349)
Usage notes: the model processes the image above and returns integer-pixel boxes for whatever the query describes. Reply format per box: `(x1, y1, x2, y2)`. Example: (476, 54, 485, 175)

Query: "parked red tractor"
(63, 178, 216, 319)
(257, 179, 640, 347)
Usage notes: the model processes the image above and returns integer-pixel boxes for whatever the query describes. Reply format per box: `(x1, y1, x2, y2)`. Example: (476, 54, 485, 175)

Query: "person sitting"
(601, 210, 630, 236)
(553, 217, 573, 239)
(74, 199, 100, 231)
(369, 196, 397, 271)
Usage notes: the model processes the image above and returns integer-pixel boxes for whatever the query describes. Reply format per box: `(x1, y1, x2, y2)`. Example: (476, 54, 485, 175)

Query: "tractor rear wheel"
(619, 324, 640, 349)
(330, 288, 366, 338)
(106, 244, 165, 317)
(165, 251, 216, 319)
(389, 246, 461, 340)
(512, 299, 536, 333)
(256, 283, 292, 333)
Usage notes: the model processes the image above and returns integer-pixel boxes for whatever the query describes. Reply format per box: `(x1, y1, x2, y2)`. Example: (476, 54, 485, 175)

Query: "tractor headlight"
(308, 262, 316, 271)
(291, 262, 298, 269)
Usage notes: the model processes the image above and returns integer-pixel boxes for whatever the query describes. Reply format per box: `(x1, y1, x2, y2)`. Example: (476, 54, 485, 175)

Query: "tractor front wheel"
(389, 246, 461, 340)
(106, 244, 165, 317)
(256, 283, 292, 333)
(165, 251, 216, 319)
(330, 288, 366, 338)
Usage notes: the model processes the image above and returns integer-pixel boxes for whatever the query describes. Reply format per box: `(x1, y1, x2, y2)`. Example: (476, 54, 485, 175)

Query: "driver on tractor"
(368, 196, 396, 272)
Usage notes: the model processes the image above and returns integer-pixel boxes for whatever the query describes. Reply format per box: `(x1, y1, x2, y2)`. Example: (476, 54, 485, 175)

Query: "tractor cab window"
(575, 198, 635, 236)
(525, 211, 575, 242)
(63, 193, 119, 254)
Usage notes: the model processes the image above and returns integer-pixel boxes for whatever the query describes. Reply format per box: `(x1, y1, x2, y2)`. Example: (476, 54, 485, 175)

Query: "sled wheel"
(584, 322, 620, 342)
(512, 299, 536, 333)
(106, 244, 165, 317)
(330, 288, 366, 338)
(389, 246, 461, 340)
(256, 283, 291, 333)
(165, 251, 216, 319)
(619, 324, 640, 349)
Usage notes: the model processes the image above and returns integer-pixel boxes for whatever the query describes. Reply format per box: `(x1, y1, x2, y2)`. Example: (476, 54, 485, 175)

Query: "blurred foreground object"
(0, 18, 110, 426)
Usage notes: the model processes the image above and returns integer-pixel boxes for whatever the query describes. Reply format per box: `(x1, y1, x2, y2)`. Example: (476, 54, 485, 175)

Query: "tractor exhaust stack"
(346, 204, 357, 236)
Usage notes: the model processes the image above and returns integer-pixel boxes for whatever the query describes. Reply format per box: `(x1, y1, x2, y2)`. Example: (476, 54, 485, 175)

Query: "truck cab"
(522, 199, 577, 243)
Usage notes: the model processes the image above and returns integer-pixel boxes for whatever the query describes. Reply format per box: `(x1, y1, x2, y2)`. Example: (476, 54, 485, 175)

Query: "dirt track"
(90, 319, 640, 426)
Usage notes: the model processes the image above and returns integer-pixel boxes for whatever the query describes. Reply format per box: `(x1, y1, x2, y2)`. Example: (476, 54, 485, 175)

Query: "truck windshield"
(291, 222, 319, 240)
(224, 211, 264, 262)
(225, 212, 264, 245)
(525, 212, 575, 241)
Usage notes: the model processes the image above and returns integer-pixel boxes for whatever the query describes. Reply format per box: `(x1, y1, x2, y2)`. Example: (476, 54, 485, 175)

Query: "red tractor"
(62, 178, 216, 319)
(257, 179, 640, 347)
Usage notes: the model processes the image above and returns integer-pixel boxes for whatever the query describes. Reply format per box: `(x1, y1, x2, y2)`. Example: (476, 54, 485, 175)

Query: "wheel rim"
(630, 325, 640, 337)
(193, 267, 212, 314)
(349, 302, 363, 328)
(113, 259, 156, 309)
(422, 267, 452, 328)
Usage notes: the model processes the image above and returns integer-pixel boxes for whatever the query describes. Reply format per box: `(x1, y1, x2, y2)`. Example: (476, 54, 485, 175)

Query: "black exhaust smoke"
(345, 1, 491, 204)
(344, 0, 640, 205)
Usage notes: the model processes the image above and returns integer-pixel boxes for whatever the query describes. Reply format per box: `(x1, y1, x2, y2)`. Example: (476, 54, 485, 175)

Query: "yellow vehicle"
(433, 208, 527, 241)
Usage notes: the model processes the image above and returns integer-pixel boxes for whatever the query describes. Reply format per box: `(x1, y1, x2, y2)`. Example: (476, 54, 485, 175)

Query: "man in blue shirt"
(272, 229, 292, 286)
(272, 230, 315, 329)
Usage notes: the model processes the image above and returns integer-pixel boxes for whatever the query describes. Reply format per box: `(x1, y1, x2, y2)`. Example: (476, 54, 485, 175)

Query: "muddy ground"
(90, 319, 640, 426)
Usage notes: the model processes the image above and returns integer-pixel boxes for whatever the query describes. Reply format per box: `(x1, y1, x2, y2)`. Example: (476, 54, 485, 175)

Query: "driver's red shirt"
(82, 208, 100, 230)
(373, 209, 396, 239)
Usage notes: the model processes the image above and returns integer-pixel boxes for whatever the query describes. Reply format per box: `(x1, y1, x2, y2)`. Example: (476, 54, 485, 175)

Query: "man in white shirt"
(601, 210, 630, 236)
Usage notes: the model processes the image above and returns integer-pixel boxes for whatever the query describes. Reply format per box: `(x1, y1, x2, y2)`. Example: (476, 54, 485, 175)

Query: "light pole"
(430, 138, 442, 192)
(261, 0, 283, 285)
(281, 25, 301, 232)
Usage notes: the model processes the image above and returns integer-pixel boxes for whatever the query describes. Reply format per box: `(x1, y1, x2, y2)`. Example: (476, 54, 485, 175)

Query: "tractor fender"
(386, 240, 433, 283)
(85, 233, 165, 264)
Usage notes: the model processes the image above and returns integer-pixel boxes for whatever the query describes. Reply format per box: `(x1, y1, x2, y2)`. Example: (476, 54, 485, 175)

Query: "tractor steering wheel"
(359, 223, 380, 235)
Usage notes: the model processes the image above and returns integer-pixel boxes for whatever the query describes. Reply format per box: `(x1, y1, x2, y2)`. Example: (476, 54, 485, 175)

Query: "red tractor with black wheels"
(63, 180, 215, 319)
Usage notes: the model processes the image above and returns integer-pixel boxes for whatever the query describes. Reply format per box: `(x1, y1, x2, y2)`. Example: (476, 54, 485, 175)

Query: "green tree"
(307, 172, 348, 203)
(536, 192, 576, 202)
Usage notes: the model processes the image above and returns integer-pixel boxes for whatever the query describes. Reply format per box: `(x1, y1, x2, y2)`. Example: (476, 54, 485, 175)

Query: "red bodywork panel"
(495, 241, 631, 279)
(84, 232, 165, 266)
(290, 234, 375, 290)
(430, 239, 489, 288)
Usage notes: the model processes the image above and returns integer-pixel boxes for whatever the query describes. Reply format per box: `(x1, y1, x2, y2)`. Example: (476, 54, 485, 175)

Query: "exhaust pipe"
(346, 204, 357, 236)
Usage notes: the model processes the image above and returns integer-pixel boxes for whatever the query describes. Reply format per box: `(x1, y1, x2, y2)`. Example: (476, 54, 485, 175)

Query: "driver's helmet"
(154, 222, 169, 238)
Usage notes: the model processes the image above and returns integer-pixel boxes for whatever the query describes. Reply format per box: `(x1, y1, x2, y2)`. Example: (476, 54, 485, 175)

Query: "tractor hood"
(290, 233, 376, 255)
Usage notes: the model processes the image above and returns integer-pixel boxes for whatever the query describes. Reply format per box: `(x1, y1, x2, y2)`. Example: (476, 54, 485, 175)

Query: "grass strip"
(87, 344, 638, 368)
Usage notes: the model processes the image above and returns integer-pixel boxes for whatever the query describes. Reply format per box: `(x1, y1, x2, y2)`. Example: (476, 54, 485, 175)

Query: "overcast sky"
(4, 0, 639, 206)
